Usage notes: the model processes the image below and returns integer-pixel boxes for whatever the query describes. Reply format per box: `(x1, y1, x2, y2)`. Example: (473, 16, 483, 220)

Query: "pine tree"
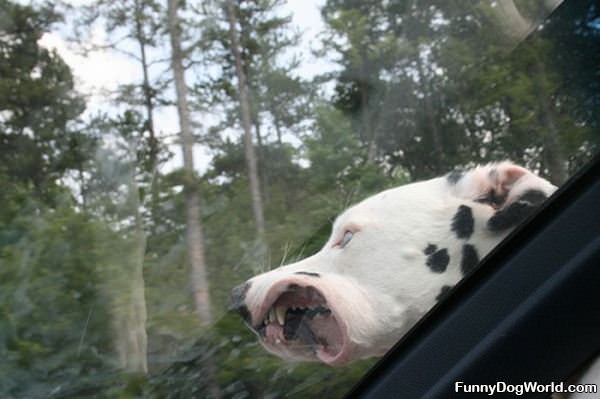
(0, 0, 87, 202)
(75, 0, 167, 225)
(224, 0, 266, 238)
(194, 0, 310, 238)
(321, 0, 406, 164)
(167, 0, 214, 331)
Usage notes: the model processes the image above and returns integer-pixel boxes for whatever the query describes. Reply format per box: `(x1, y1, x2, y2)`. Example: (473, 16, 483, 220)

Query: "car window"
(0, 0, 598, 397)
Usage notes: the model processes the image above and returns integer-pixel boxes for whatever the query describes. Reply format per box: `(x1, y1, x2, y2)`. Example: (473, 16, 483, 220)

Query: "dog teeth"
(263, 304, 330, 325)
(276, 306, 286, 325)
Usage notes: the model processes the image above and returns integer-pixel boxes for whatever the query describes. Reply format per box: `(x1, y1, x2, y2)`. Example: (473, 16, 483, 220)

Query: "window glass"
(0, 0, 598, 397)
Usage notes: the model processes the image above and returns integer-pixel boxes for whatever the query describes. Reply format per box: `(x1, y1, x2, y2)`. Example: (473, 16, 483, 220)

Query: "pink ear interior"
(498, 165, 528, 192)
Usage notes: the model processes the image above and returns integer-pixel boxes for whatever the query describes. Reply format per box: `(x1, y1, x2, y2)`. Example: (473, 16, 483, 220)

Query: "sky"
(37, 0, 330, 174)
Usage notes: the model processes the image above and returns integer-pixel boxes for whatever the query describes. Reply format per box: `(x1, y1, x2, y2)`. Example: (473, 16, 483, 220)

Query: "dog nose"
(230, 282, 251, 323)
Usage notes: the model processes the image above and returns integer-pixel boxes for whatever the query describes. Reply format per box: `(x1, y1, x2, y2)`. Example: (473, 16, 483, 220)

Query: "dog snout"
(229, 282, 251, 323)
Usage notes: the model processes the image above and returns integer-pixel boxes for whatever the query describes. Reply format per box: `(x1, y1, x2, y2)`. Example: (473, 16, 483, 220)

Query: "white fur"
(242, 162, 557, 365)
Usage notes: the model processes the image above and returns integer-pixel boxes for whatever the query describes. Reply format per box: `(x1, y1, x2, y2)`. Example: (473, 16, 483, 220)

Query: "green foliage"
(307, 104, 407, 195)
(320, 0, 599, 182)
(1, 0, 599, 397)
(195, 0, 314, 146)
(143, 313, 376, 398)
(0, 0, 87, 202)
(0, 196, 116, 397)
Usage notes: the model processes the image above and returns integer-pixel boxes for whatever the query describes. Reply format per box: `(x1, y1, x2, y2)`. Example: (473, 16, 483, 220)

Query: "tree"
(0, 0, 87, 203)
(0, 1, 116, 394)
(75, 0, 168, 227)
(2, 0, 599, 396)
(321, 0, 406, 164)
(167, 1, 222, 395)
(224, 0, 266, 238)
(167, 0, 214, 330)
(261, 68, 313, 146)
(194, 0, 311, 236)
(433, 0, 586, 183)
(82, 112, 151, 373)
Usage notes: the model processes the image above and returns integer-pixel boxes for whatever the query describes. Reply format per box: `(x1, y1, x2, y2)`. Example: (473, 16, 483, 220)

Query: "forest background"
(1, 0, 599, 397)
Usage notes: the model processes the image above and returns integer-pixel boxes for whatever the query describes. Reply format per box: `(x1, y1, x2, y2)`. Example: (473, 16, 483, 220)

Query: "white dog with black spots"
(230, 162, 598, 397)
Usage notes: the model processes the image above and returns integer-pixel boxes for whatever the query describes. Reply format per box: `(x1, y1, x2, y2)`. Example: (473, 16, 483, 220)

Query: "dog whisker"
(279, 242, 292, 267)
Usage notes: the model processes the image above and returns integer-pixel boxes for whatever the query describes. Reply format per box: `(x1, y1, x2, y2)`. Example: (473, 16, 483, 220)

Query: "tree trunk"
(254, 118, 263, 148)
(362, 83, 377, 163)
(167, 0, 213, 327)
(416, 54, 443, 175)
(269, 105, 292, 210)
(267, 95, 283, 145)
(423, 92, 443, 173)
(540, 114, 566, 185)
(167, 0, 214, 326)
(114, 205, 148, 373)
(167, 2, 221, 397)
(225, 0, 266, 239)
(134, 0, 159, 230)
(534, 60, 567, 184)
(78, 165, 87, 211)
(358, 50, 376, 164)
(273, 112, 283, 146)
(539, 94, 566, 185)
(253, 117, 270, 205)
(112, 164, 148, 374)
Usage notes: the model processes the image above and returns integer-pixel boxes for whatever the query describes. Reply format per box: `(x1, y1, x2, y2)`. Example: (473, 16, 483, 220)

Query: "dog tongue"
(310, 315, 344, 357)
(283, 312, 317, 345)
(265, 324, 284, 343)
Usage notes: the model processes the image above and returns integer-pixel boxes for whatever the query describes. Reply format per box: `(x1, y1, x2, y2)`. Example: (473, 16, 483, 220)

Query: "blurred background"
(0, 0, 599, 397)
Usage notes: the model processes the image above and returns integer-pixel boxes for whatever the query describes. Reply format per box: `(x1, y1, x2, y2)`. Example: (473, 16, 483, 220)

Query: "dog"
(230, 162, 557, 366)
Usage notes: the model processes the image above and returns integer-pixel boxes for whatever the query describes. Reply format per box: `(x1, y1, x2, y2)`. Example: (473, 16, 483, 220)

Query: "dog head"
(230, 162, 556, 365)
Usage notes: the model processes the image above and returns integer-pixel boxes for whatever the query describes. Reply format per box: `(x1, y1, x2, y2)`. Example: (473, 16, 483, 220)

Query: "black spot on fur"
(451, 205, 474, 239)
(461, 244, 480, 275)
(294, 271, 320, 277)
(229, 282, 252, 323)
(475, 189, 507, 208)
(487, 190, 548, 231)
(426, 248, 450, 273)
(519, 189, 548, 205)
(436, 285, 453, 302)
(488, 202, 534, 231)
(423, 244, 437, 255)
(446, 170, 464, 184)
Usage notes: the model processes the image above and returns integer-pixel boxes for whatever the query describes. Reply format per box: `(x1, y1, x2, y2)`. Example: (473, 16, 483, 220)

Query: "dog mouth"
(253, 283, 350, 365)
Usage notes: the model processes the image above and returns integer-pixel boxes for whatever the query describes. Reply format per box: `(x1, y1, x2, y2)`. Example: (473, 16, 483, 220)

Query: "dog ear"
(491, 163, 528, 194)
(478, 162, 529, 207)
(449, 162, 557, 231)
(449, 162, 527, 205)
(486, 167, 557, 231)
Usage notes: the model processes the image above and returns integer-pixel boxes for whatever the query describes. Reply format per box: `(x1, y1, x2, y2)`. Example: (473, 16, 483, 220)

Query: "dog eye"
(339, 230, 354, 248)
